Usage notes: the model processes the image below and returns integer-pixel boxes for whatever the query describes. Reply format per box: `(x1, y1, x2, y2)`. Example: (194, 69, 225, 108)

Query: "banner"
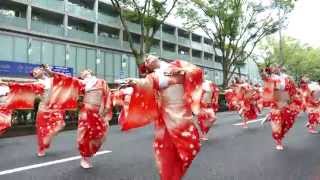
(0, 61, 73, 77)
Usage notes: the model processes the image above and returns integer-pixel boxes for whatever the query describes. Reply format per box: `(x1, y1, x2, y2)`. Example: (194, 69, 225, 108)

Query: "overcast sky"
(285, 0, 320, 47)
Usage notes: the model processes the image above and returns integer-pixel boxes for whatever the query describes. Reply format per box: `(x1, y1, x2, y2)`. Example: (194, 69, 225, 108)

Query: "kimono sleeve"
(119, 75, 159, 131)
(100, 80, 113, 121)
(262, 77, 275, 107)
(211, 83, 220, 111)
(48, 73, 83, 110)
(171, 60, 204, 115)
(6, 82, 44, 110)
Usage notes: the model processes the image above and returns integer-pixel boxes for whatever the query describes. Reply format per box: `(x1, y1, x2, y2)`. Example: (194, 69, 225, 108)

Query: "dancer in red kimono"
(254, 83, 264, 114)
(32, 65, 83, 157)
(300, 77, 320, 134)
(262, 66, 302, 150)
(197, 79, 219, 141)
(77, 69, 112, 168)
(224, 80, 239, 111)
(237, 81, 259, 128)
(118, 55, 203, 180)
(225, 78, 258, 128)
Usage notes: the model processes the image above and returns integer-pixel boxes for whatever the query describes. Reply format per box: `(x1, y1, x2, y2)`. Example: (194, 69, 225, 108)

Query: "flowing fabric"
(6, 83, 44, 109)
(224, 89, 238, 111)
(197, 81, 219, 135)
(36, 108, 65, 152)
(0, 83, 44, 135)
(112, 87, 134, 127)
(118, 60, 203, 180)
(0, 107, 12, 135)
(262, 77, 276, 107)
(225, 83, 258, 122)
(299, 81, 320, 128)
(238, 84, 259, 121)
(77, 79, 112, 157)
(36, 73, 83, 153)
(47, 73, 83, 110)
(264, 75, 301, 143)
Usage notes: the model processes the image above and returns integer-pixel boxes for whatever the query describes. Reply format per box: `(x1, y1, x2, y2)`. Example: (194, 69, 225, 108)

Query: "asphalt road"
(0, 111, 320, 180)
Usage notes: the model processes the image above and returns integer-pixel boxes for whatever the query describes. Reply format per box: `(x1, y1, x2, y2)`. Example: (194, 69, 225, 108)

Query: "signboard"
(0, 60, 73, 77)
(52, 66, 73, 76)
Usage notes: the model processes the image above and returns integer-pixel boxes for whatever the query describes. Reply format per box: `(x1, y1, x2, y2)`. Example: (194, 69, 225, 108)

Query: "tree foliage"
(259, 36, 320, 81)
(177, 0, 296, 88)
(110, 0, 178, 66)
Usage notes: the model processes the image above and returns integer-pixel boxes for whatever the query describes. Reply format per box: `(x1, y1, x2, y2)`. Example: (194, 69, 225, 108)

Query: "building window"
(32, 8, 63, 26)
(204, 38, 213, 45)
(98, 2, 119, 17)
(68, 17, 94, 33)
(163, 42, 176, 52)
(192, 34, 201, 43)
(68, 0, 94, 10)
(204, 53, 213, 61)
(192, 49, 201, 58)
(215, 55, 223, 63)
(178, 46, 189, 55)
(178, 29, 189, 39)
(99, 25, 120, 39)
(162, 24, 175, 35)
(0, 1, 26, 18)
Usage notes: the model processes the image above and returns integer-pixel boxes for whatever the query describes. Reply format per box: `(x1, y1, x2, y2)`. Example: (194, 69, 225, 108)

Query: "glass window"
(104, 52, 114, 81)
(42, 42, 54, 65)
(121, 54, 129, 78)
(54, 43, 66, 66)
(14, 37, 28, 62)
(113, 53, 121, 79)
(76, 47, 86, 75)
(96, 50, 105, 79)
(0, 34, 13, 61)
(66, 45, 77, 74)
(29, 40, 41, 64)
(86, 49, 96, 72)
(129, 56, 137, 77)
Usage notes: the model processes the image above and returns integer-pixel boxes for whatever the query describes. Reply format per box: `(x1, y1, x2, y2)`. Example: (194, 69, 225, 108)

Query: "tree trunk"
(222, 69, 229, 89)
(133, 53, 143, 65)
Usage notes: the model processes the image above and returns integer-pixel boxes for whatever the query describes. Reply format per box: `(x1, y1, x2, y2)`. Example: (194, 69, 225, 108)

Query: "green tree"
(110, 0, 178, 67)
(259, 36, 320, 81)
(177, 0, 296, 88)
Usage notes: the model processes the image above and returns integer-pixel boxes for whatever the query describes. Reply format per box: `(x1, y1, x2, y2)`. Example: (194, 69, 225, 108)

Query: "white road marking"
(0, 150, 112, 176)
(232, 118, 265, 126)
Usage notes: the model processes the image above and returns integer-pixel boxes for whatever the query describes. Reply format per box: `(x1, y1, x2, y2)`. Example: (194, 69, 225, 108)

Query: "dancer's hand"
(40, 64, 54, 77)
(165, 68, 185, 76)
(0, 80, 8, 86)
(40, 64, 50, 70)
(125, 78, 137, 86)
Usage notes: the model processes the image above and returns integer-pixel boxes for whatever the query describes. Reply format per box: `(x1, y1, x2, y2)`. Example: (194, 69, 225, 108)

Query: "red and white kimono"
(225, 86, 238, 111)
(237, 83, 259, 122)
(119, 60, 203, 180)
(0, 85, 11, 134)
(263, 73, 301, 145)
(112, 87, 134, 127)
(197, 80, 219, 135)
(36, 73, 83, 153)
(301, 81, 320, 129)
(77, 76, 112, 158)
(0, 82, 44, 135)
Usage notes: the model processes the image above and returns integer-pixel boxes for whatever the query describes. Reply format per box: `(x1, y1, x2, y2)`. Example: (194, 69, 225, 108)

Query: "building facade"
(0, 0, 260, 85)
